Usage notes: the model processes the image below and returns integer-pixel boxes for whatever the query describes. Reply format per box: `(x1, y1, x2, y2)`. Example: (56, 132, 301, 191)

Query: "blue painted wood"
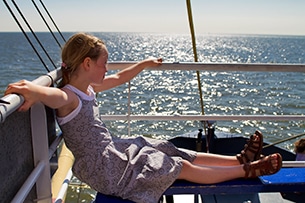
(95, 168, 305, 203)
(163, 179, 264, 195)
(260, 168, 305, 184)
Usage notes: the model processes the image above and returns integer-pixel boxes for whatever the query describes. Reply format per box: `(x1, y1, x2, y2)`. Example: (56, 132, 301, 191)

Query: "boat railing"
(2, 62, 305, 122)
(0, 68, 62, 203)
(105, 62, 305, 124)
(1, 62, 305, 202)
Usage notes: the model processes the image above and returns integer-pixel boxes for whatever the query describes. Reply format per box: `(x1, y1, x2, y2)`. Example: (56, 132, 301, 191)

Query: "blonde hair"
(58, 33, 106, 88)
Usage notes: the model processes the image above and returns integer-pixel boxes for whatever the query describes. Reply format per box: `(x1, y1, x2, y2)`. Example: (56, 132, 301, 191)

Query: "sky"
(1, 0, 305, 36)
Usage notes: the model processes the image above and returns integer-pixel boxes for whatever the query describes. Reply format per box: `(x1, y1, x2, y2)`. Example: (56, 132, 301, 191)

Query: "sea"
(1, 32, 305, 201)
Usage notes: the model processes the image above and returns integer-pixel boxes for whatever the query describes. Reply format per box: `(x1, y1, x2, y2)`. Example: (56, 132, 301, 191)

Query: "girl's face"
(90, 48, 108, 83)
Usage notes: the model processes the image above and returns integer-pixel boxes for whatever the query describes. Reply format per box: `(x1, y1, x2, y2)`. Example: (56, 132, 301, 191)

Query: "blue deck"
(95, 168, 305, 203)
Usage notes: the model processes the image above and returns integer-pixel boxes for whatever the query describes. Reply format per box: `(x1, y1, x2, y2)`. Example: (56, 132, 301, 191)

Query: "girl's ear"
(83, 57, 91, 71)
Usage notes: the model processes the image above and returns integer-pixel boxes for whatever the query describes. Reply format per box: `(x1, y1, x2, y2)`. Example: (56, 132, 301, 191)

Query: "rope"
(3, 0, 51, 72)
(39, 0, 66, 43)
(127, 81, 131, 137)
(186, 0, 206, 132)
(31, 0, 63, 48)
(263, 132, 305, 149)
(11, 0, 58, 70)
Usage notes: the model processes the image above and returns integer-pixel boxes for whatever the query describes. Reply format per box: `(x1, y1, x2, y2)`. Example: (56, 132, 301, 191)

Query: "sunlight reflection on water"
(1, 33, 305, 150)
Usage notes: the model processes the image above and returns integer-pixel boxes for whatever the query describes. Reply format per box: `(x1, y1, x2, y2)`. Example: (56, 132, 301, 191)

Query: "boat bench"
(94, 168, 305, 203)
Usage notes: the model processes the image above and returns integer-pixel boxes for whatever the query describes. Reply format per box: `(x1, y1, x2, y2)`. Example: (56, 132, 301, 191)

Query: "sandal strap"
(243, 163, 251, 178)
(237, 131, 263, 164)
(243, 153, 282, 178)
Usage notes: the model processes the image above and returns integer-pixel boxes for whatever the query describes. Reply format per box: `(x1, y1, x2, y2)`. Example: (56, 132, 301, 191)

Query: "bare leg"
(178, 159, 244, 184)
(192, 152, 240, 166)
(192, 132, 263, 167)
(178, 153, 281, 184)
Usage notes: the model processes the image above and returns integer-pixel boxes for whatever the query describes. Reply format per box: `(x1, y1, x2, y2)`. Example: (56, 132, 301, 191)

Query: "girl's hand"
(5, 80, 77, 113)
(4, 80, 40, 111)
(143, 57, 163, 67)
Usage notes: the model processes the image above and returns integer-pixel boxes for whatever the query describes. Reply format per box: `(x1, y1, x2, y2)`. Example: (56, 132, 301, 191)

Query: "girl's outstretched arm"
(4, 80, 77, 112)
(92, 57, 162, 92)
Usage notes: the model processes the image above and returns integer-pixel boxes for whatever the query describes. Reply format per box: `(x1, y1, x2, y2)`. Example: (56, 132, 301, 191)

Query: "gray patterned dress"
(58, 85, 197, 203)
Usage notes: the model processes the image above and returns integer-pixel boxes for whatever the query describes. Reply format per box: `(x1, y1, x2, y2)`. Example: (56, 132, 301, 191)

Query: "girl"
(5, 33, 282, 203)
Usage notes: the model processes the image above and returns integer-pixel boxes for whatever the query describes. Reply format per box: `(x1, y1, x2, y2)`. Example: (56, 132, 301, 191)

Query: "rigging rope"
(263, 132, 305, 149)
(10, 0, 57, 70)
(31, 0, 63, 48)
(3, 0, 51, 72)
(186, 0, 206, 129)
(128, 81, 131, 137)
(38, 0, 66, 43)
(3, 0, 66, 72)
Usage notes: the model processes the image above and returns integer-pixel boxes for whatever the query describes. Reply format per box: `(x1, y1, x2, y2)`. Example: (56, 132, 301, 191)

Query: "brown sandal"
(236, 130, 264, 164)
(243, 153, 282, 178)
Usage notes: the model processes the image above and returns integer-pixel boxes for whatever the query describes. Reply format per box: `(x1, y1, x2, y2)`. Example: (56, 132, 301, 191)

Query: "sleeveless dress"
(57, 85, 197, 203)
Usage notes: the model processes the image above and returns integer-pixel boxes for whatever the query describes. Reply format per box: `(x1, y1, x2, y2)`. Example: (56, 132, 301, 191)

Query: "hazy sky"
(1, 0, 305, 35)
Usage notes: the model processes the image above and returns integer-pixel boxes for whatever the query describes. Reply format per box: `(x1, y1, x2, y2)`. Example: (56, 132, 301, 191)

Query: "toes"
(271, 154, 280, 168)
(269, 153, 282, 173)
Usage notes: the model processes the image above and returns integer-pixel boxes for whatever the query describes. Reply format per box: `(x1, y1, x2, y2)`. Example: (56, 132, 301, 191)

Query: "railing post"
(31, 102, 52, 203)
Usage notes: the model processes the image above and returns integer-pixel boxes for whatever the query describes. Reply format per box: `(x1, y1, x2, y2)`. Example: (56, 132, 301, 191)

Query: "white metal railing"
(1, 68, 62, 203)
(283, 161, 305, 167)
(2, 62, 305, 123)
(53, 169, 73, 203)
(108, 62, 305, 72)
(101, 114, 305, 121)
(11, 161, 47, 203)
(0, 67, 62, 123)
(102, 62, 305, 122)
